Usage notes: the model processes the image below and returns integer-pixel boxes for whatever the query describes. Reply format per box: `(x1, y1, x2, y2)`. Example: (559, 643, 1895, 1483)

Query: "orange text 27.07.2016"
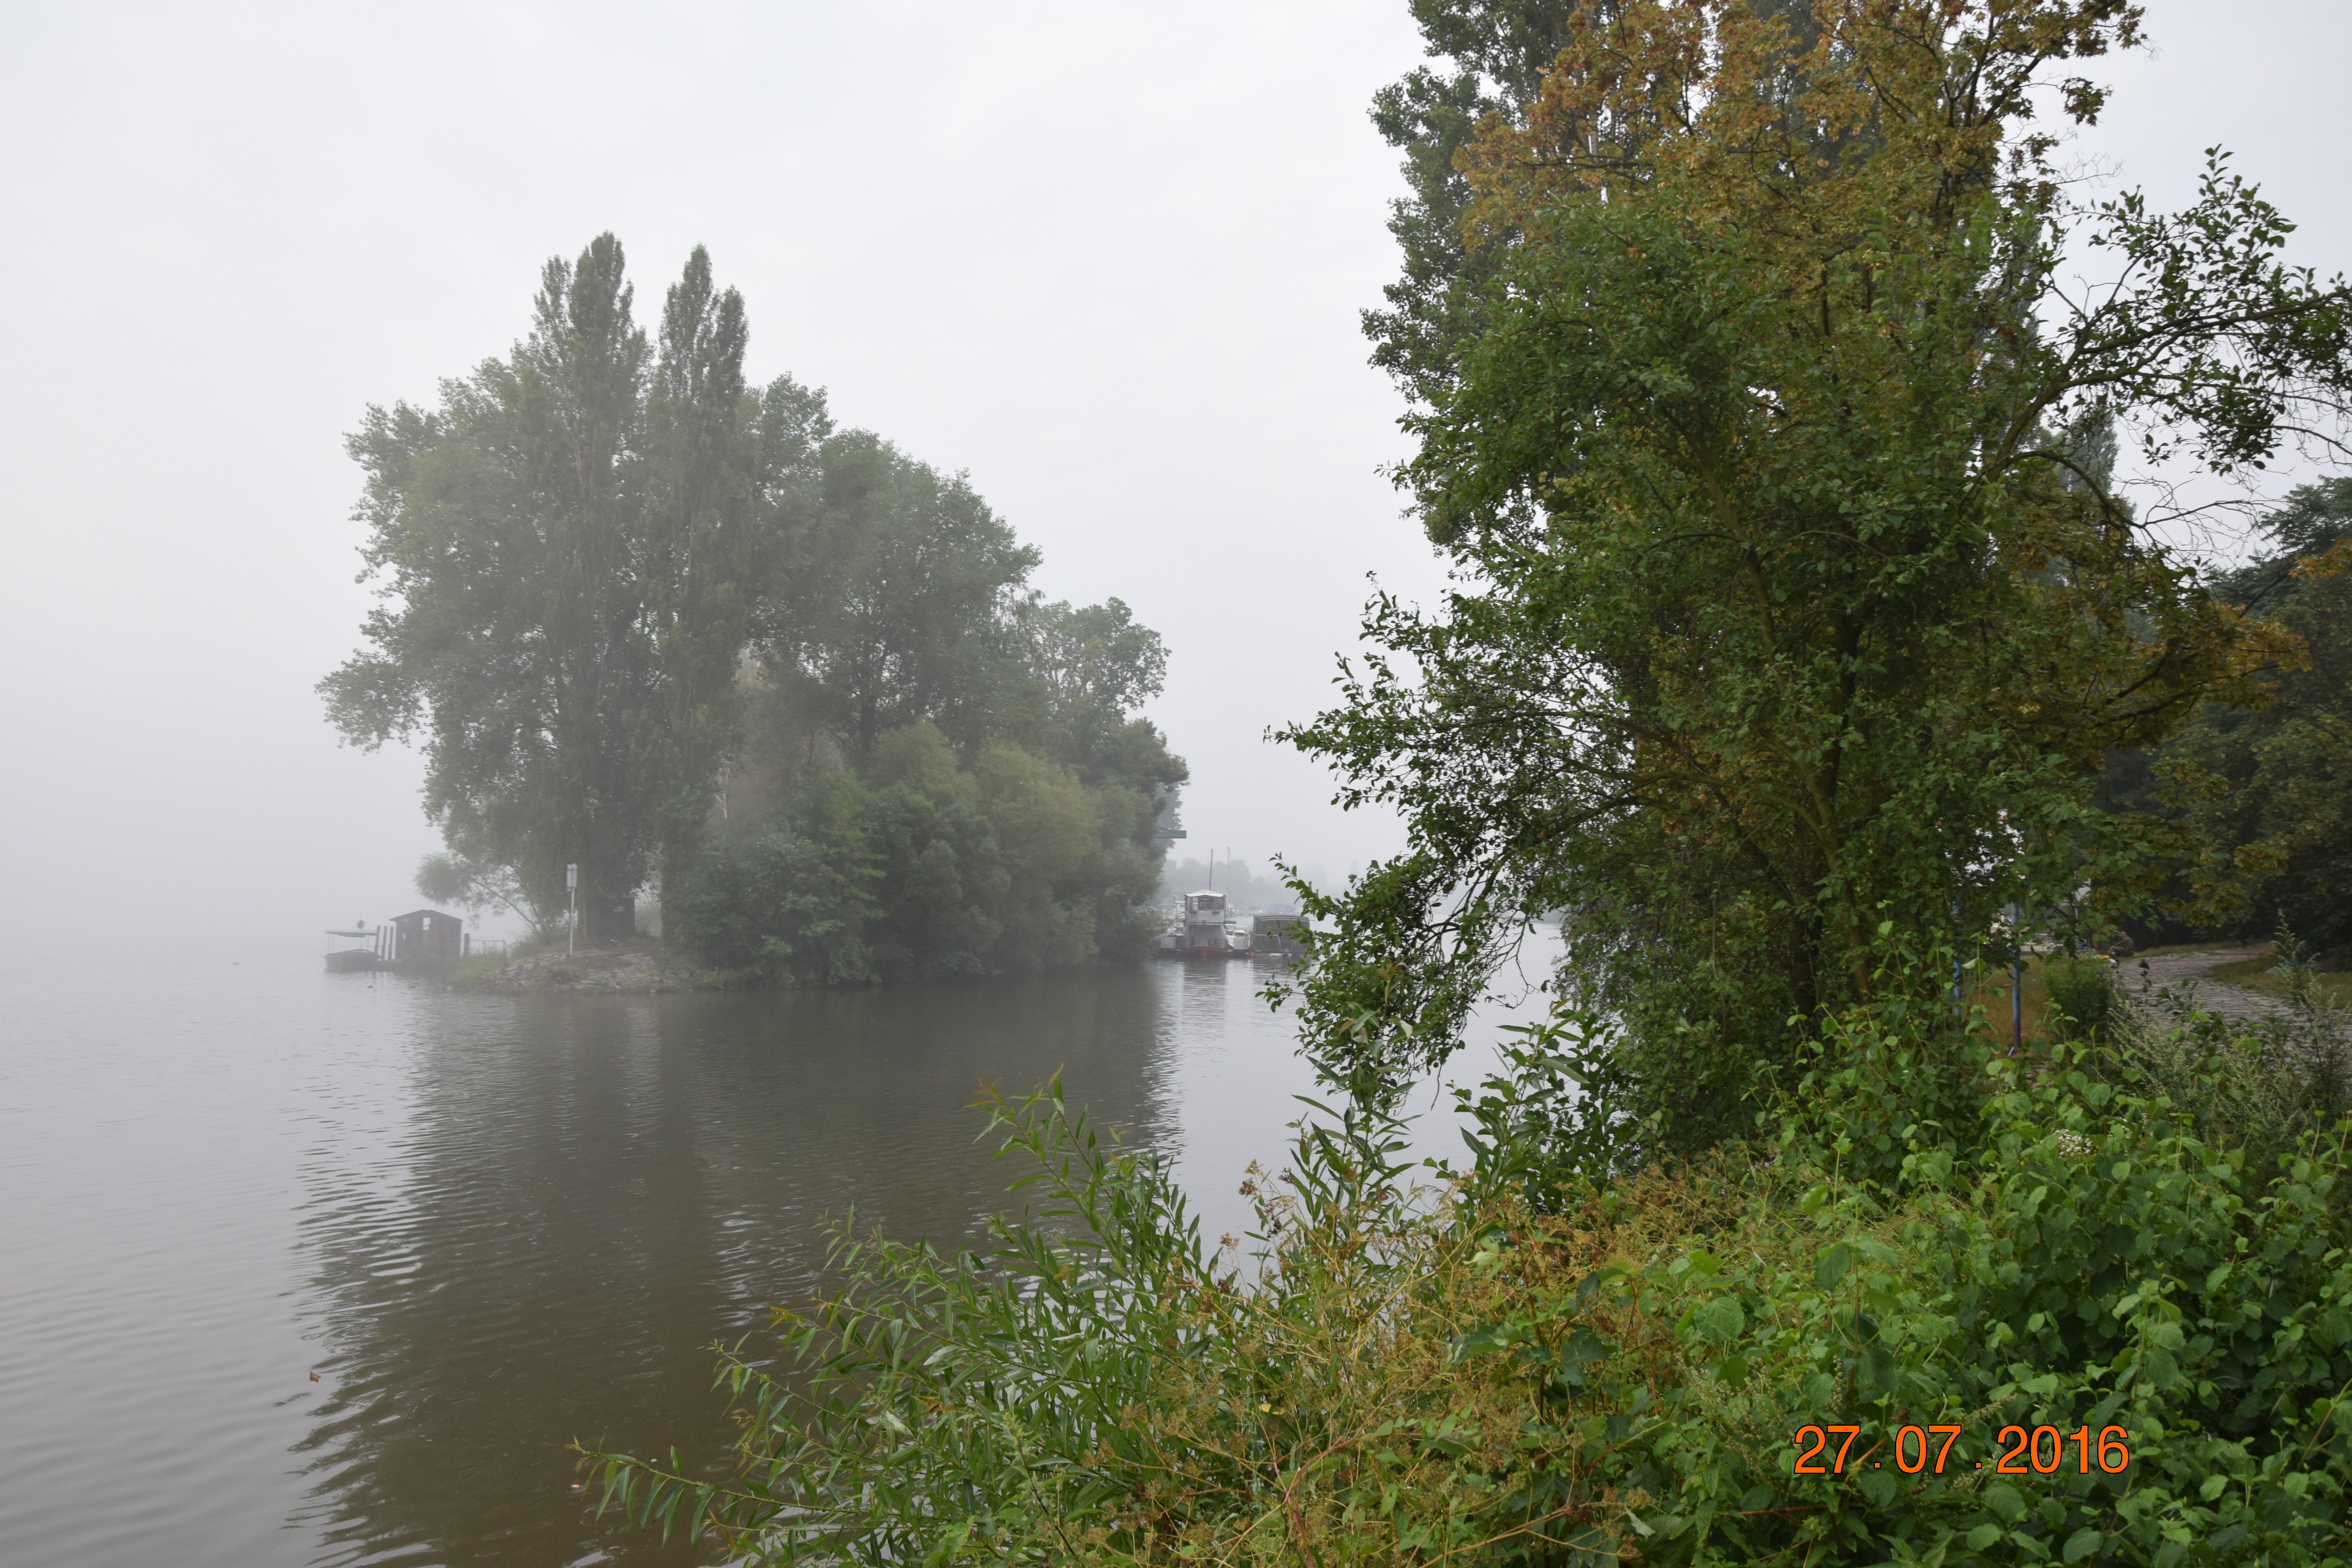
(1794, 1424, 2132, 1478)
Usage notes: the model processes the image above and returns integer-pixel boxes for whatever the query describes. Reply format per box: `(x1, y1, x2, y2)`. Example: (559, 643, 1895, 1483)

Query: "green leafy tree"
(1282, 0, 2352, 1138)
(865, 723, 1013, 975)
(665, 771, 882, 984)
(674, 439, 1187, 984)
(642, 248, 833, 893)
(991, 599, 1185, 962)
(322, 236, 824, 940)
(323, 234, 659, 940)
(1365, 0, 1594, 403)
(673, 723, 1166, 984)
(771, 433, 1040, 763)
(999, 596, 1174, 785)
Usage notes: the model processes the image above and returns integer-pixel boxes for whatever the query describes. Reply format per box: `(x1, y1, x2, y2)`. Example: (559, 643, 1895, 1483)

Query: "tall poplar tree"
(325, 235, 656, 940)
(323, 236, 821, 941)
(641, 248, 832, 893)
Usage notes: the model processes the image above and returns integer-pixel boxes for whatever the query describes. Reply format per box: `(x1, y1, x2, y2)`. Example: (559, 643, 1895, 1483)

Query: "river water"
(0, 947, 1542, 1566)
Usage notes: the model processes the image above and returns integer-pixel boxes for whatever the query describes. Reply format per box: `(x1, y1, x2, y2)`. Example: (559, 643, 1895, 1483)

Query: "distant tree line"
(2100, 479, 2352, 954)
(321, 236, 1184, 975)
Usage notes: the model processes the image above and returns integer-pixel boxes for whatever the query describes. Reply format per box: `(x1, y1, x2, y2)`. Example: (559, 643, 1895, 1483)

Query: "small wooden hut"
(388, 909, 464, 968)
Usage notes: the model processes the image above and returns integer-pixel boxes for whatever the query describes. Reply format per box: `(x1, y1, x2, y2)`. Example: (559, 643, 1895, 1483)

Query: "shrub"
(670, 731, 1162, 984)
(666, 772, 882, 985)
(2044, 958, 2116, 1041)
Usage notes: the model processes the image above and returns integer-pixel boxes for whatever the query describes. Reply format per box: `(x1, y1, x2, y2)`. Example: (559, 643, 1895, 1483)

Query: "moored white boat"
(1156, 890, 1250, 957)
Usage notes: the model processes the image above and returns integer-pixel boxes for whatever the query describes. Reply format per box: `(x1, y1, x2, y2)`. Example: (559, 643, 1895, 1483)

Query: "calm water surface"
(0, 949, 1530, 1566)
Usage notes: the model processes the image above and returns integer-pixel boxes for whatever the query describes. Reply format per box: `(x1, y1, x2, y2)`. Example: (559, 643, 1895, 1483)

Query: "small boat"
(326, 921, 382, 972)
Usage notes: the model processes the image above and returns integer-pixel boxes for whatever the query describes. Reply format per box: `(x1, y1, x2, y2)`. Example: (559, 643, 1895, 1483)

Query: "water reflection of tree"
(291, 974, 1172, 1564)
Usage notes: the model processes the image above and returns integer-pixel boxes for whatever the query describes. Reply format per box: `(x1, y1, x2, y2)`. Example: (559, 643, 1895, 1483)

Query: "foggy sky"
(2, 1, 2344, 957)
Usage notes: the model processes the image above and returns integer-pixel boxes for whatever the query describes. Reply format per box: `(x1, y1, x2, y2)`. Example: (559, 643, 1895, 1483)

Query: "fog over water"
(0, 938, 1555, 1565)
(3, 5, 2348, 1564)
(3, 1, 2347, 957)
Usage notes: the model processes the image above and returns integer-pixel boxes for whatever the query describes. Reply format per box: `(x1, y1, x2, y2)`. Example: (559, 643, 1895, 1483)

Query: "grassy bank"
(2206, 946, 2352, 1009)
(450, 938, 732, 993)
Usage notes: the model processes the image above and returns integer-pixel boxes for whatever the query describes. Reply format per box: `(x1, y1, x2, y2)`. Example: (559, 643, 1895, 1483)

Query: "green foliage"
(1364, 0, 1588, 403)
(320, 235, 828, 940)
(324, 234, 1184, 960)
(2111, 955, 2352, 1181)
(770, 431, 1040, 762)
(2045, 959, 2118, 1042)
(581, 997, 2352, 1565)
(1280, 1, 2352, 1137)
(1450, 983, 1654, 1202)
(666, 771, 883, 985)
(666, 418, 1183, 984)
(998, 596, 1176, 790)
(671, 721, 1169, 984)
(1766, 946, 1998, 1197)
(577, 7, 2352, 1555)
(2106, 481, 2352, 955)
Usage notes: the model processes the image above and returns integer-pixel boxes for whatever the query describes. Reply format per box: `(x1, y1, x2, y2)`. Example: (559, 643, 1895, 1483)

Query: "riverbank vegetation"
(320, 247, 1181, 971)
(581, 0, 2352, 1560)
(584, 978, 2352, 1564)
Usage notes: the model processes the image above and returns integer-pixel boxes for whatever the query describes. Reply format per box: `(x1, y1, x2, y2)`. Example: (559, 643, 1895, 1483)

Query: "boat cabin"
(1178, 891, 1245, 956)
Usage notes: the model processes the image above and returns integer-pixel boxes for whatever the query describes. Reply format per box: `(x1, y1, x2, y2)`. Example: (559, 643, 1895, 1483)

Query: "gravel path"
(2120, 945, 2287, 1025)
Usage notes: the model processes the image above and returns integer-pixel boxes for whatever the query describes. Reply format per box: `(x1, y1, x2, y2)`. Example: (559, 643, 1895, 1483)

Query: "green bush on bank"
(667, 723, 1165, 985)
(2044, 960, 2118, 1043)
(582, 985, 2352, 1565)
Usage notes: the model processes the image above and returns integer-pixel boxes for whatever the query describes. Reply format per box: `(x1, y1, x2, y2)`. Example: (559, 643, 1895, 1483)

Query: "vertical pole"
(1951, 901, 1964, 1026)
(567, 863, 579, 958)
(2006, 902, 2025, 1056)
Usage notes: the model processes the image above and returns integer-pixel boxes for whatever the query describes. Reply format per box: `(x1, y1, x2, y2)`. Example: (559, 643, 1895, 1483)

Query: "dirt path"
(2122, 945, 2287, 1026)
